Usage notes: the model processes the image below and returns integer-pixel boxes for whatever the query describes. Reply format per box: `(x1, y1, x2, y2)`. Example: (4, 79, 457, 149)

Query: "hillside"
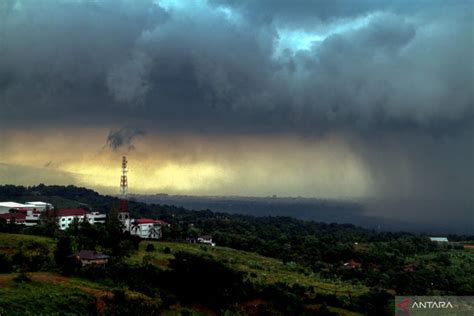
(0, 233, 365, 315)
(130, 240, 369, 297)
(1, 185, 474, 314)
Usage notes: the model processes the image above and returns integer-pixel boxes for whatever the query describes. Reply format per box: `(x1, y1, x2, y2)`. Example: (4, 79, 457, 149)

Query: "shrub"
(104, 289, 162, 315)
(164, 252, 252, 310)
(145, 243, 155, 252)
(0, 253, 12, 273)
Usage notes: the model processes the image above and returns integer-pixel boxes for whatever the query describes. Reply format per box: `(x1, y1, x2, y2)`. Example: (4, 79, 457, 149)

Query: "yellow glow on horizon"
(0, 128, 373, 198)
(60, 161, 232, 194)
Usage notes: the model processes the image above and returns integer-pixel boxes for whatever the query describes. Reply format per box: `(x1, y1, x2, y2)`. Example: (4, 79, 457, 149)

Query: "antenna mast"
(119, 156, 128, 211)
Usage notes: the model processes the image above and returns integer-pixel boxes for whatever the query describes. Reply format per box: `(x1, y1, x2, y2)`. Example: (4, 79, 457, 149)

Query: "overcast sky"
(0, 0, 473, 224)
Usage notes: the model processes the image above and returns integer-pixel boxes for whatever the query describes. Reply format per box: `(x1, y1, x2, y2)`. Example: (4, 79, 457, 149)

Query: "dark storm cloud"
(0, 0, 471, 134)
(105, 127, 146, 152)
(0, 0, 473, 215)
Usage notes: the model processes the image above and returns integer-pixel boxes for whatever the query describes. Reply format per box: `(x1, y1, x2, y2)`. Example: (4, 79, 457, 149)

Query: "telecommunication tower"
(118, 156, 130, 230)
(119, 156, 128, 211)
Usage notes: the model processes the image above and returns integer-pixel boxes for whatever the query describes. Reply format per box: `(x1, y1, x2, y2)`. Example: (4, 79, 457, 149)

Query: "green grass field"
(0, 277, 97, 315)
(129, 240, 369, 298)
(0, 232, 56, 260)
(0, 232, 368, 297)
(0, 232, 367, 314)
(0, 233, 56, 249)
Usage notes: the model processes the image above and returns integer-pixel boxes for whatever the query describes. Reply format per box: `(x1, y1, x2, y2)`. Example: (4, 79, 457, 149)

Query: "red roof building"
(130, 218, 165, 239)
(70, 250, 110, 266)
(343, 259, 361, 269)
(134, 218, 169, 226)
(0, 213, 27, 223)
(54, 209, 87, 230)
(56, 209, 88, 217)
(45, 208, 88, 217)
(134, 218, 158, 225)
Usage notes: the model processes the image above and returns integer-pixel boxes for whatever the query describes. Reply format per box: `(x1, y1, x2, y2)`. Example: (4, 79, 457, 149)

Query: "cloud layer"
(1, 0, 471, 132)
(0, 0, 472, 227)
(106, 127, 146, 151)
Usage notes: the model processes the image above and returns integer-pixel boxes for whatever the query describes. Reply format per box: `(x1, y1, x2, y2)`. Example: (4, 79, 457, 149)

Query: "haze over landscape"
(0, 0, 473, 232)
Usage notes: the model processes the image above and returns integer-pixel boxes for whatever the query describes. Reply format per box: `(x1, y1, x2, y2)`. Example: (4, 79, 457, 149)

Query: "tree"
(39, 210, 59, 237)
(0, 253, 12, 273)
(101, 209, 137, 259)
(187, 226, 201, 239)
(75, 219, 100, 250)
(145, 244, 155, 252)
(0, 218, 7, 232)
(165, 252, 250, 310)
(7, 216, 20, 233)
(55, 235, 73, 274)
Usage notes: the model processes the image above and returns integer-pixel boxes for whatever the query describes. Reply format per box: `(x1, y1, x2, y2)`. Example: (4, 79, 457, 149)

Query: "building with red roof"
(69, 250, 110, 266)
(130, 218, 168, 239)
(0, 210, 41, 226)
(0, 213, 27, 224)
(343, 259, 361, 269)
(47, 208, 106, 230)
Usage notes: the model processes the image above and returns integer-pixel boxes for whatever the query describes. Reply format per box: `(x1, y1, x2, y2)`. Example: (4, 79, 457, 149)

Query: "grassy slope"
(0, 233, 368, 298)
(129, 240, 369, 298)
(0, 277, 97, 315)
(1, 233, 369, 314)
(0, 233, 56, 255)
(0, 233, 110, 314)
(410, 248, 474, 293)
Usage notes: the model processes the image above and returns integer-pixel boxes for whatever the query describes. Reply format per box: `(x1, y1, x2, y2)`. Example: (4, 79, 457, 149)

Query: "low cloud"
(105, 127, 146, 152)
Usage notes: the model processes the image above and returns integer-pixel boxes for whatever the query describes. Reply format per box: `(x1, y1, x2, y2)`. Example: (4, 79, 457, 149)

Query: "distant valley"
(130, 194, 466, 234)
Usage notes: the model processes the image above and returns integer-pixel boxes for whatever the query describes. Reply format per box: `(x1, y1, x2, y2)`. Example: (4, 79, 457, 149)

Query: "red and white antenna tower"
(119, 156, 128, 211)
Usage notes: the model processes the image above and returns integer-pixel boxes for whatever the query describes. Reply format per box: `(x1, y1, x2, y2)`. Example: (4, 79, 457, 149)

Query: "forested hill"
(1, 184, 472, 244)
(2, 184, 474, 298)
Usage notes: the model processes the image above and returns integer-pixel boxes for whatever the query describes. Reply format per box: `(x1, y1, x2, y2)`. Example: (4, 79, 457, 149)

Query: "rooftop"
(0, 202, 33, 208)
(48, 208, 88, 217)
(198, 235, 213, 240)
(135, 218, 159, 225)
(71, 250, 110, 260)
(429, 237, 449, 242)
(26, 201, 52, 206)
(0, 213, 27, 221)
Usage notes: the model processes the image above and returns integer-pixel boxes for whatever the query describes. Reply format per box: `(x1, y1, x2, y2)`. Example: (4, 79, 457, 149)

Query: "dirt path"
(0, 274, 12, 287)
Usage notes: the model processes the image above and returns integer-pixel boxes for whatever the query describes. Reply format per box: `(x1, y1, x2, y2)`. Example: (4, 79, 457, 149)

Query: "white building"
(25, 201, 53, 211)
(429, 237, 449, 242)
(0, 201, 53, 214)
(24, 210, 42, 226)
(118, 211, 131, 231)
(130, 218, 163, 239)
(86, 212, 106, 225)
(0, 202, 36, 214)
(54, 209, 107, 230)
(0, 209, 41, 226)
(197, 235, 216, 247)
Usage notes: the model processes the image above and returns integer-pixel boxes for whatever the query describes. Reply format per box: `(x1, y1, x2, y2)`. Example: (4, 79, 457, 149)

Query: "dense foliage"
(1, 184, 474, 314)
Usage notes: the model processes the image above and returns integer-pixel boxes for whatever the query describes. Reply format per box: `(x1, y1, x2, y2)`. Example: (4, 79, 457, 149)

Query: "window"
(61, 218, 66, 222)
